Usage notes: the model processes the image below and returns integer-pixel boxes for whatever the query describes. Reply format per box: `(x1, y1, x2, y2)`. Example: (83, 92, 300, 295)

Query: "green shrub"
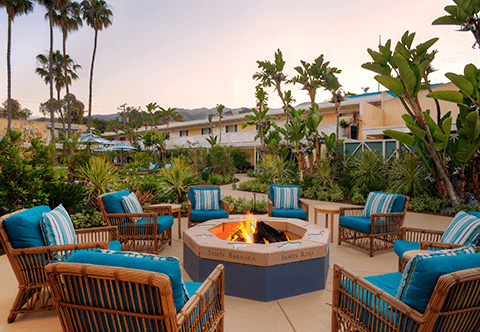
(317, 190, 330, 201)
(408, 197, 428, 212)
(247, 169, 255, 177)
(301, 187, 317, 199)
(222, 195, 268, 213)
(351, 193, 366, 204)
(208, 175, 221, 185)
(408, 194, 449, 213)
(448, 204, 478, 214)
(71, 210, 105, 229)
(44, 180, 87, 215)
(231, 183, 237, 190)
(201, 170, 210, 182)
(329, 184, 344, 202)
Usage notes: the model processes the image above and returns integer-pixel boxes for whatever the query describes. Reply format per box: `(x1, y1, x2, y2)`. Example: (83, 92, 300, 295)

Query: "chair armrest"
(143, 205, 171, 216)
(75, 226, 118, 242)
(177, 264, 225, 329)
(105, 213, 159, 234)
(221, 200, 230, 214)
(299, 200, 309, 222)
(268, 200, 273, 217)
(419, 241, 480, 252)
(339, 206, 363, 217)
(332, 263, 425, 330)
(400, 227, 444, 242)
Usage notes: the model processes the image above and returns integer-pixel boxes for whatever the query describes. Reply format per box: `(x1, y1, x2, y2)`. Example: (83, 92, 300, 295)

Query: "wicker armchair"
(46, 262, 225, 332)
(187, 185, 230, 228)
(98, 191, 173, 253)
(338, 194, 410, 257)
(0, 209, 118, 323)
(332, 263, 480, 332)
(268, 185, 309, 221)
(396, 226, 480, 272)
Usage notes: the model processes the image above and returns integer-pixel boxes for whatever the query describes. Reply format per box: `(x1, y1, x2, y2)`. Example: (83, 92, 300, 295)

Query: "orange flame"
(227, 212, 257, 244)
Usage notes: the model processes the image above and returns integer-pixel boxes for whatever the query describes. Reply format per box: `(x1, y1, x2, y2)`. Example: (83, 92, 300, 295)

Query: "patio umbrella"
(104, 143, 137, 163)
(182, 141, 209, 149)
(78, 133, 115, 145)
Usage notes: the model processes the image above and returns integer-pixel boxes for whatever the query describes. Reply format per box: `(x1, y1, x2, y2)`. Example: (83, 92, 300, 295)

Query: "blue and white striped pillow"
(396, 244, 476, 300)
(121, 193, 143, 222)
(273, 187, 299, 210)
(41, 204, 76, 246)
(194, 189, 219, 210)
(362, 192, 395, 218)
(440, 211, 480, 245)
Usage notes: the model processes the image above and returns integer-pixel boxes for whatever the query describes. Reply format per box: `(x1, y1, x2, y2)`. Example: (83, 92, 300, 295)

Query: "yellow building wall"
(244, 148, 255, 164)
(189, 128, 201, 136)
(0, 118, 86, 140)
(319, 113, 336, 124)
(239, 123, 255, 131)
(382, 82, 459, 126)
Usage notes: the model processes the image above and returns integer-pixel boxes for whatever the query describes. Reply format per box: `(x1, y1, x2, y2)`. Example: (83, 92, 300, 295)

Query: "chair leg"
(369, 236, 374, 257)
(337, 226, 342, 245)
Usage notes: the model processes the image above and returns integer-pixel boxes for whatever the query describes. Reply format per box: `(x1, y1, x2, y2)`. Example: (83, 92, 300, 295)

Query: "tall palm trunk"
(48, 8, 55, 140)
(87, 29, 98, 133)
(6, 14, 12, 131)
(63, 31, 72, 137)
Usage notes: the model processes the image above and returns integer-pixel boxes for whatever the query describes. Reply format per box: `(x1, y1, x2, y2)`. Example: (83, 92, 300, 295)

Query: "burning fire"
(226, 212, 289, 244)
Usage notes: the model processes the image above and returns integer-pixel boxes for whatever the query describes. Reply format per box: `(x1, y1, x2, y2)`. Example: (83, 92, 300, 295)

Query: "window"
(225, 124, 238, 133)
(201, 128, 211, 135)
(180, 130, 189, 137)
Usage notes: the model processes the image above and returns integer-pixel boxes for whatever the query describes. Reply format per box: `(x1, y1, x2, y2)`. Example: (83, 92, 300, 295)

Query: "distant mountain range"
(30, 107, 254, 123)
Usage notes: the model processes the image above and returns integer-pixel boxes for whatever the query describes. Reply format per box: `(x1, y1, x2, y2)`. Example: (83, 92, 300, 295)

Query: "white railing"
(166, 131, 258, 149)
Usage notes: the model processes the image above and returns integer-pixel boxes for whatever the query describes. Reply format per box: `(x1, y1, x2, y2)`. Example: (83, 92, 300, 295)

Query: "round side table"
(314, 205, 340, 243)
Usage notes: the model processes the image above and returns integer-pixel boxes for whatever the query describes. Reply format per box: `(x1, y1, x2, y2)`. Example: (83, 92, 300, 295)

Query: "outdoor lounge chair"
(187, 185, 230, 228)
(268, 185, 309, 221)
(331, 254, 480, 332)
(0, 206, 119, 323)
(45, 251, 225, 332)
(338, 192, 410, 257)
(394, 211, 480, 272)
(98, 190, 174, 253)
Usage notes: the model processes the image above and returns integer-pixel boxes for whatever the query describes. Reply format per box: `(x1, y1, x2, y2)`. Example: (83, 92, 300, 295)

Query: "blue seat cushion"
(393, 240, 420, 259)
(130, 216, 174, 234)
(108, 240, 122, 251)
(271, 208, 307, 220)
(102, 190, 130, 214)
(190, 209, 228, 222)
(364, 272, 403, 297)
(339, 216, 371, 234)
(185, 281, 202, 297)
(188, 187, 222, 210)
(67, 250, 188, 312)
(3, 205, 51, 249)
(400, 252, 480, 313)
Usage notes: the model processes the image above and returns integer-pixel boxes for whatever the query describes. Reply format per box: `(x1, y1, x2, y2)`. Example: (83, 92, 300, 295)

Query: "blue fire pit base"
(184, 244, 329, 302)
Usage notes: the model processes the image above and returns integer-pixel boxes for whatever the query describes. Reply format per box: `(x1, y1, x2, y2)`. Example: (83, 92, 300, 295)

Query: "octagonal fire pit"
(183, 215, 330, 302)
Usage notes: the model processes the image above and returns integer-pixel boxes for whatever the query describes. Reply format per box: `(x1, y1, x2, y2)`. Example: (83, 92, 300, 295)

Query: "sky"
(1, 0, 479, 118)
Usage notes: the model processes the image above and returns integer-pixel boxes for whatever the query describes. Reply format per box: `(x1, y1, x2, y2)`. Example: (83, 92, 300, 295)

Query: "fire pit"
(183, 215, 330, 302)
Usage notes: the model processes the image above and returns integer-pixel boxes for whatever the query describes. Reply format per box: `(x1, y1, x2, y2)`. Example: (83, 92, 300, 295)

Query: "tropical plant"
(145, 102, 161, 161)
(44, 179, 87, 214)
(243, 85, 275, 158)
(433, 0, 480, 48)
(77, 156, 119, 204)
(314, 157, 335, 188)
(216, 104, 225, 145)
(290, 55, 330, 107)
(1, 0, 33, 131)
(81, 0, 113, 133)
(388, 152, 430, 197)
(253, 49, 292, 120)
(158, 157, 199, 203)
(339, 119, 349, 129)
(52, 0, 83, 137)
(350, 150, 387, 192)
(70, 210, 105, 228)
(209, 145, 235, 176)
(362, 31, 461, 206)
(305, 104, 324, 164)
(159, 106, 180, 128)
(205, 134, 217, 147)
(274, 107, 306, 172)
(0, 128, 56, 213)
(258, 154, 296, 184)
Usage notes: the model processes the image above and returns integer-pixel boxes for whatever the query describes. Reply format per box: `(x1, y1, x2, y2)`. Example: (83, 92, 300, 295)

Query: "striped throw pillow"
(396, 244, 476, 301)
(41, 204, 76, 246)
(273, 186, 299, 210)
(194, 189, 219, 210)
(362, 192, 396, 218)
(440, 211, 480, 245)
(121, 193, 144, 223)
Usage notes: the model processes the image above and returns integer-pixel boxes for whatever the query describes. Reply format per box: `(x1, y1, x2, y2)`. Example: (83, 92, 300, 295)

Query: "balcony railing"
(166, 131, 258, 149)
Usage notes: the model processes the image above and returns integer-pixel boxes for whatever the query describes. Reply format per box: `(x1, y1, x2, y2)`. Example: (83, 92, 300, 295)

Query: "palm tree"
(290, 55, 330, 108)
(36, 51, 81, 130)
(146, 102, 161, 162)
(216, 104, 225, 145)
(37, 0, 58, 140)
(159, 106, 179, 129)
(52, 0, 82, 138)
(81, 0, 113, 133)
(1, 0, 33, 131)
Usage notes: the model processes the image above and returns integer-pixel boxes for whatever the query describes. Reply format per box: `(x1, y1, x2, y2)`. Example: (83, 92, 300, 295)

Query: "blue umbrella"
(78, 133, 115, 145)
(182, 141, 209, 149)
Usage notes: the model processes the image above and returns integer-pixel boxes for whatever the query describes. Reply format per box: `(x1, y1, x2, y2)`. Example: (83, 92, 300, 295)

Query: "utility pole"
(118, 103, 127, 131)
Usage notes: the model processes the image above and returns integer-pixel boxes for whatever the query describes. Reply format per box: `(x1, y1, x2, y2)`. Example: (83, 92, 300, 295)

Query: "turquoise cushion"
(364, 272, 403, 297)
(271, 186, 299, 209)
(339, 216, 371, 234)
(108, 240, 122, 251)
(130, 216, 174, 234)
(362, 192, 396, 218)
(67, 250, 188, 312)
(193, 189, 220, 210)
(188, 187, 221, 210)
(269, 185, 300, 208)
(440, 211, 480, 245)
(190, 209, 228, 222)
(3, 205, 51, 249)
(40, 204, 76, 246)
(468, 211, 480, 218)
(271, 208, 307, 220)
(401, 251, 480, 313)
(185, 281, 202, 297)
(393, 240, 420, 259)
(102, 190, 130, 214)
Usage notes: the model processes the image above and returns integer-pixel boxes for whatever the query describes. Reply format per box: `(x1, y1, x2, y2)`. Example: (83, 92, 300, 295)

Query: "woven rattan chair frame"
(45, 262, 225, 332)
(337, 196, 410, 257)
(97, 192, 173, 253)
(0, 209, 118, 323)
(397, 227, 480, 272)
(331, 263, 480, 332)
(187, 185, 230, 229)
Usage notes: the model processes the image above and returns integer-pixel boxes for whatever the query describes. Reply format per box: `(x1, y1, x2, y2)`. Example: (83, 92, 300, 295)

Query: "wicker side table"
(314, 205, 340, 243)
(147, 203, 182, 239)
